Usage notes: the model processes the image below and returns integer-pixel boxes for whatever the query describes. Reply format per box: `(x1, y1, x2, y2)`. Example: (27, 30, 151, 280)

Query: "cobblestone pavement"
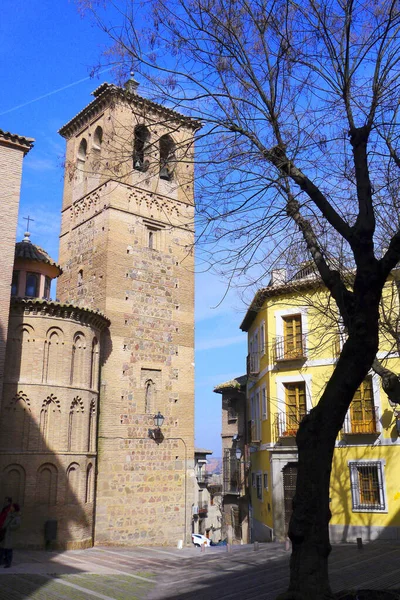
(1, 542, 400, 599)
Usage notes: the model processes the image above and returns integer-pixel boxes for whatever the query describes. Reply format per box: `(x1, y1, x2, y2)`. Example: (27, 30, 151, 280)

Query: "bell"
(160, 166, 171, 181)
(134, 157, 143, 170)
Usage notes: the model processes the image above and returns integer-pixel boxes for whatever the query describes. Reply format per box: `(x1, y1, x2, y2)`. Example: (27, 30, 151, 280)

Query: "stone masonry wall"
(58, 92, 195, 546)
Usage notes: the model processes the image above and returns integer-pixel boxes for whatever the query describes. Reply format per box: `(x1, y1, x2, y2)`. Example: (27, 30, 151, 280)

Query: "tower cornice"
(59, 83, 202, 139)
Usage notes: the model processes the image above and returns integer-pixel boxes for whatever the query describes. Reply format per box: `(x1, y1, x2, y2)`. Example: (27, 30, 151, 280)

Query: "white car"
(192, 533, 211, 547)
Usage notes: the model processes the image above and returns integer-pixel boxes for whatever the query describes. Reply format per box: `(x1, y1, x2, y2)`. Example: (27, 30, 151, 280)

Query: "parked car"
(192, 533, 211, 547)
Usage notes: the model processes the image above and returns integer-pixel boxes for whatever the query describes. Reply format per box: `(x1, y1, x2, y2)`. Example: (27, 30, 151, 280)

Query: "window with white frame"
(250, 392, 261, 442)
(253, 330, 259, 371)
(260, 322, 265, 355)
(263, 472, 268, 490)
(261, 386, 267, 420)
(256, 473, 262, 500)
(349, 461, 386, 512)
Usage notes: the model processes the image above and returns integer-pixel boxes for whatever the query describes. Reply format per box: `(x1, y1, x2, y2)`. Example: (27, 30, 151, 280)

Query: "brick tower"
(57, 79, 198, 545)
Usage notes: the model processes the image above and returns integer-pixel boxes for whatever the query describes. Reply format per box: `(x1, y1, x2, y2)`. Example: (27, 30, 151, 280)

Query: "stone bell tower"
(57, 78, 198, 545)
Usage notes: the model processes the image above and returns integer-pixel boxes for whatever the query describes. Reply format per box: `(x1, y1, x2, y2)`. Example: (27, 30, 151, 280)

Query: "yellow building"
(240, 266, 400, 543)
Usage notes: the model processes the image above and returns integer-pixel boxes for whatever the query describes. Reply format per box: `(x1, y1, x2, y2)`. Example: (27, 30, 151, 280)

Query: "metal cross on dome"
(23, 215, 34, 231)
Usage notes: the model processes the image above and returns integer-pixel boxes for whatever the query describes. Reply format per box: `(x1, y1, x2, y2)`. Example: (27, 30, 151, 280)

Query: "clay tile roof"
(15, 240, 62, 274)
(213, 375, 247, 393)
(10, 297, 110, 329)
(0, 129, 34, 153)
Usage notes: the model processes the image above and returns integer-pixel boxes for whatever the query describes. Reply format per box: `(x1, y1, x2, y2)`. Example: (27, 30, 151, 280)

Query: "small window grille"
(349, 461, 386, 511)
(256, 474, 262, 500)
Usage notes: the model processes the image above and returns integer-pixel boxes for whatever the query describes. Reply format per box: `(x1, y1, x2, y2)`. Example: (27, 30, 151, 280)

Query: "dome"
(15, 232, 62, 275)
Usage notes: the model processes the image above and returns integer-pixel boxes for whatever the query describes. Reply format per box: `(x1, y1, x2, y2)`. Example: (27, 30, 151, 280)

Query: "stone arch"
(88, 398, 97, 452)
(66, 462, 80, 504)
(133, 124, 150, 171)
(145, 379, 156, 414)
(39, 394, 61, 451)
(11, 324, 35, 382)
(4, 391, 31, 451)
(90, 337, 99, 389)
(70, 332, 86, 386)
(68, 396, 85, 452)
(159, 134, 176, 181)
(36, 463, 58, 505)
(92, 126, 103, 150)
(76, 138, 87, 183)
(43, 327, 63, 383)
(85, 463, 94, 503)
(77, 138, 87, 161)
(3, 464, 25, 506)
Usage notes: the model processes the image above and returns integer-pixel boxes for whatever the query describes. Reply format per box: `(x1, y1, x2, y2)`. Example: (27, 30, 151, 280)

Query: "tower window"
(77, 138, 87, 161)
(11, 271, 19, 296)
(146, 225, 160, 250)
(93, 126, 103, 150)
(25, 273, 39, 297)
(77, 270, 83, 286)
(159, 135, 176, 181)
(133, 125, 150, 171)
(44, 276, 51, 300)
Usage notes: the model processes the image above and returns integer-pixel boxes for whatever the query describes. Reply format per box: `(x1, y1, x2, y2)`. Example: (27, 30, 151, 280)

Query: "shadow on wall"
(0, 303, 108, 551)
(331, 434, 400, 544)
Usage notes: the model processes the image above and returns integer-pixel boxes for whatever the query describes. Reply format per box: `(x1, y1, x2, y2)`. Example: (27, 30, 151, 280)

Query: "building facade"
(57, 80, 198, 545)
(241, 267, 400, 543)
(214, 376, 250, 544)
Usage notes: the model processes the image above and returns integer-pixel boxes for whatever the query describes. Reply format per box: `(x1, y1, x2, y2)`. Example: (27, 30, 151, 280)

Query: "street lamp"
(235, 447, 242, 460)
(148, 411, 165, 443)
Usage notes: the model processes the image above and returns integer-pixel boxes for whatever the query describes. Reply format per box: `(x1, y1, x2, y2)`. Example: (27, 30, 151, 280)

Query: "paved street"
(1, 542, 400, 599)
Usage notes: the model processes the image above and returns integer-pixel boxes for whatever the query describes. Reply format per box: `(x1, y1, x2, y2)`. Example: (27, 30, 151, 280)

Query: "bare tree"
(80, 0, 400, 597)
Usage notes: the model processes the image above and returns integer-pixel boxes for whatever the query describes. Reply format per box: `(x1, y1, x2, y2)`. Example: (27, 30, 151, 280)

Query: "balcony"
(196, 471, 209, 484)
(273, 335, 307, 362)
(223, 449, 241, 495)
(198, 502, 208, 517)
(274, 411, 306, 442)
(251, 419, 261, 443)
(247, 352, 260, 376)
(342, 407, 379, 435)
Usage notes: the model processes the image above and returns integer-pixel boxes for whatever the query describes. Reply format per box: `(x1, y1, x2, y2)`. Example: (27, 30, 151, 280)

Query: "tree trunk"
(277, 287, 381, 600)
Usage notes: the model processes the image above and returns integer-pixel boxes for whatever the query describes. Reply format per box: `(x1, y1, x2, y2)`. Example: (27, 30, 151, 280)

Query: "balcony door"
(284, 382, 306, 436)
(283, 315, 302, 359)
(350, 378, 375, 434)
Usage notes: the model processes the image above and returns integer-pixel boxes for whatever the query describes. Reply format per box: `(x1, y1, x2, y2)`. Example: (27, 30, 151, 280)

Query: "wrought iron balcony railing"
(223, 449, 241, 495)
(198, 502, 208, 516)
(273, 335, 307, 362)
(274, 410, 307, 442)
(342, 407, 379, 435)
(251, 419, 261, 443)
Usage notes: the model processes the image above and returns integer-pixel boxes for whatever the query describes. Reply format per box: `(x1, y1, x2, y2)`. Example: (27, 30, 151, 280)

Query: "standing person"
(0, 498, 12, 530)
(2, 503, 20, 568)
(0, 497, 12, 565)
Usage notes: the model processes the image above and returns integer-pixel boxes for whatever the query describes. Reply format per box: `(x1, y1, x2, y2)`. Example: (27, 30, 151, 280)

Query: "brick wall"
(0, 141, 28, 407)
(0, 300, 108, 549)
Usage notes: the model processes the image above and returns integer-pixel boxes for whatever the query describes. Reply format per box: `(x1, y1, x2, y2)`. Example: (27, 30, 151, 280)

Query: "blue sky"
(1, 0, 248, 456)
